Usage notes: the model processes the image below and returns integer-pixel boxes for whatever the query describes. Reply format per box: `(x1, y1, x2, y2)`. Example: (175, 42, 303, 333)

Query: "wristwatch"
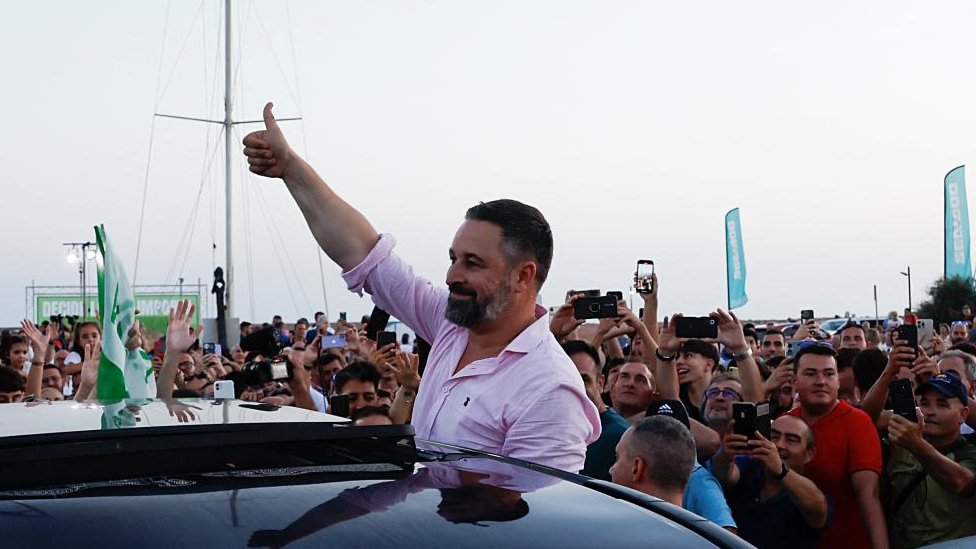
(655, 349, 677, 362)
(773, 462, 790, 480)
(732, 347, 753, 361)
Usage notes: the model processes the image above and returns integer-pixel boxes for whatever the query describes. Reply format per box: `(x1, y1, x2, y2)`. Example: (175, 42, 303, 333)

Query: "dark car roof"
(0, 400, 751, 549)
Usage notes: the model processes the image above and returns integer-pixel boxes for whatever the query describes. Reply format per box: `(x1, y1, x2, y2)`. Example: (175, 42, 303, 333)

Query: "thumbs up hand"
(242, 102, 297, 179)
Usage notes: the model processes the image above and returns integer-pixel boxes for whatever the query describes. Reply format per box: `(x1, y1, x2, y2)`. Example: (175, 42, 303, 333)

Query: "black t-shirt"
(679, 384, 704, 424)
(726, 456, 828, 549)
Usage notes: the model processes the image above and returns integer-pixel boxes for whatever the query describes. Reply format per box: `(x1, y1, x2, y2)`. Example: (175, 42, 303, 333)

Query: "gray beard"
(444, 282, 510, 328)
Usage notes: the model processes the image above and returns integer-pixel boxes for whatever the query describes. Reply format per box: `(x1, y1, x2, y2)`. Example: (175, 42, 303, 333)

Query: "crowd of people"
(2, 102, 974, 549)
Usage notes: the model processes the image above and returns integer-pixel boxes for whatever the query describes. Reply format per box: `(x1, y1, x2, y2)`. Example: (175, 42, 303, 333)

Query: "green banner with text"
(35, 293, 199, 334)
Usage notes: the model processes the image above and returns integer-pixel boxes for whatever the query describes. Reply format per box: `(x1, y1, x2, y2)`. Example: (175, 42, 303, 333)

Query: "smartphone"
(330, 394, 351, 418)
(574, 296, 619, 320)
(733, 402, 757, 438)
(377, 331, 397, 349)
(339, 312, 347, 322)
(800, 310, 814, 321)
(917, 319, 935, 353)
(787, 341, 802, 358)
(733, 401, 770, 439)
(202, 342, 223, 357)
(635, 260, 655, 293)
(606, 291, 624, 302)
(888, 378, 918, 422)
(365, 306, 391, 340)
(321, 334, 347, 349)
(214, 380, 235, 400)
(897, 324, 919, 359)
(674, 316, 718, 339)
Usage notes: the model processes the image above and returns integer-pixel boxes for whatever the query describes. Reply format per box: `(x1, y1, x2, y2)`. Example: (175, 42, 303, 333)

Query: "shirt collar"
(502, 304, 550, 355)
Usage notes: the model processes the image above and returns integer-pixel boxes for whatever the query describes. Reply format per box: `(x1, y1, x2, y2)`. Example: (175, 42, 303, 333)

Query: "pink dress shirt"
(342, 234, 601, 472)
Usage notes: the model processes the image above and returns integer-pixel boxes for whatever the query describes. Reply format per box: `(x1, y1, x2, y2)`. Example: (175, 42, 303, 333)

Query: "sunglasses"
(796, 340, 833, 351)
(705, 387, 741, 401)
(951, 321, 970, 328)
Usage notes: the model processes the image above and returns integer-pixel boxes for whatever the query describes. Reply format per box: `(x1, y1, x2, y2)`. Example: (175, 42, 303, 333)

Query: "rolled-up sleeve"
(341, 233, 449, 343)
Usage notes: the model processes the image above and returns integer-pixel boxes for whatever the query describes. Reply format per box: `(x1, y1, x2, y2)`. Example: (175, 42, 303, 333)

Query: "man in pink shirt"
(243, 103, 600, 472)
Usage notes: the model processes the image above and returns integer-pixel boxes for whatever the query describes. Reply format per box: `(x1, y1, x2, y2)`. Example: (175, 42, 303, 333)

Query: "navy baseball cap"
(916, 374, 968, 406)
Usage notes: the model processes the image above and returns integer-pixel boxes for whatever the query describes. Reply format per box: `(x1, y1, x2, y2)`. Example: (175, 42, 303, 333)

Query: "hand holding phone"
(574, 296, 618, 320)
(635, 260, 655, 294)
(888, 378, 918, 422)
(896, 324, 919, 360)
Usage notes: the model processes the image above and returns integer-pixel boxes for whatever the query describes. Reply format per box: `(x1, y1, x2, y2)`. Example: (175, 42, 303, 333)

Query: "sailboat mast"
(223, 0, 234, 317)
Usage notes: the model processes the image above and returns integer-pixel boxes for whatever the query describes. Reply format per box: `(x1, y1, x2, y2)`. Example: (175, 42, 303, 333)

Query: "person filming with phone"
(713, 414, 829, 549)
(884, 374, 976, 548)
(242, 103, 599, 472)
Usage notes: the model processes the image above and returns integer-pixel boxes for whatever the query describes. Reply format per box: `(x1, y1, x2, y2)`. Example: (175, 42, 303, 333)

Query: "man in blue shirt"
(712, 414, 830, 548)
(563, 340, 630, 480)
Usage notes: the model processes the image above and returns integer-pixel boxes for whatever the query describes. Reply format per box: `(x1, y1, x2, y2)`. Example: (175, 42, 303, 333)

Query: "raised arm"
(156, 300, 200, 399)
(712, 309, 763, 403)
(21, 320, 50, 400)
(243, 102, 378, 271)
(655, 315, 682, 400)
(860, 339, 914, 423)
(888, 415, 976, 496)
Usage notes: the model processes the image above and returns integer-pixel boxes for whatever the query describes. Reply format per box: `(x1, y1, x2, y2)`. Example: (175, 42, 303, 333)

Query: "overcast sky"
(3, 1, 976, 327)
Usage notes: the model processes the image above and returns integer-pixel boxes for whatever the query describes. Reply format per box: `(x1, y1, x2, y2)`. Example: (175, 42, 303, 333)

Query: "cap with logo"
(915, 373, 968, 406)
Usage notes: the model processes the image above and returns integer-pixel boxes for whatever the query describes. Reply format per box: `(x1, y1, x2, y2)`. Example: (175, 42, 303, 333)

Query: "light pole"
(64, 241, 96, 320)
(899, 266, 912, 311)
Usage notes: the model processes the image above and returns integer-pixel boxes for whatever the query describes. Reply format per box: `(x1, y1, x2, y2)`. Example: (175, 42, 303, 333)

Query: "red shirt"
(788, 400, 882, 549)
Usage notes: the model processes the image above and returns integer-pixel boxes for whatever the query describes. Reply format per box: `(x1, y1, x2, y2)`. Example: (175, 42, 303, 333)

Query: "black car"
(0, 399, 750, 548)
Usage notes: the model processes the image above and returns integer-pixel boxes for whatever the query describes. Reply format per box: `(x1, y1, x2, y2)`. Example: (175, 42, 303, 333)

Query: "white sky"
(3, 0, 976, 327)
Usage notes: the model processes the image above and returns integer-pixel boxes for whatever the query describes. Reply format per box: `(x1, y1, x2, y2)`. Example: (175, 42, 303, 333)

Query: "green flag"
(95, 225, 156, 400)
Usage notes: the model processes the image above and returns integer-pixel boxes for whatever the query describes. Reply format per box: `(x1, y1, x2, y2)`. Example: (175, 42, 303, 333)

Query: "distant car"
(0, 399, 750, 548)
(819, 318, 850, 335)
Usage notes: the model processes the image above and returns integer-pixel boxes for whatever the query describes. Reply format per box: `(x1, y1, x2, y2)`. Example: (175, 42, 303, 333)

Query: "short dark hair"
(602, 357, 627, 383)
(679, 340, 720, 370)
(743, 327, 758, 341)
(950, 342, 976, 358)
(628, 416, 696, 492)
(840, 323, 865, 337)
(764, 329, 785, 340)
(793, 343, 837, 370)
(465, 199, 553, 287)
(334, 361, 381, 394)
(853, 348, 888, 393)
(0, 366, 25, 393)
(836, 348, 859, 372)
(314, 311, 325, 320)
(561, 340, 601, 376)
(350, 405, 390, 423)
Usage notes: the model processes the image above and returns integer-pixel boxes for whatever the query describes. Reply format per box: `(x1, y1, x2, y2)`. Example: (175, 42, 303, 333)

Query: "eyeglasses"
(705, 387, 741, 401)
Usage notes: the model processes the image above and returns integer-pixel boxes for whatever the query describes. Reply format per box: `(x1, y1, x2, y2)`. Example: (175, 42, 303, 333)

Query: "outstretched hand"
(167, 299, 201, 354)
(20, 319, 49, 355)
(242, 102, 297, 179)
